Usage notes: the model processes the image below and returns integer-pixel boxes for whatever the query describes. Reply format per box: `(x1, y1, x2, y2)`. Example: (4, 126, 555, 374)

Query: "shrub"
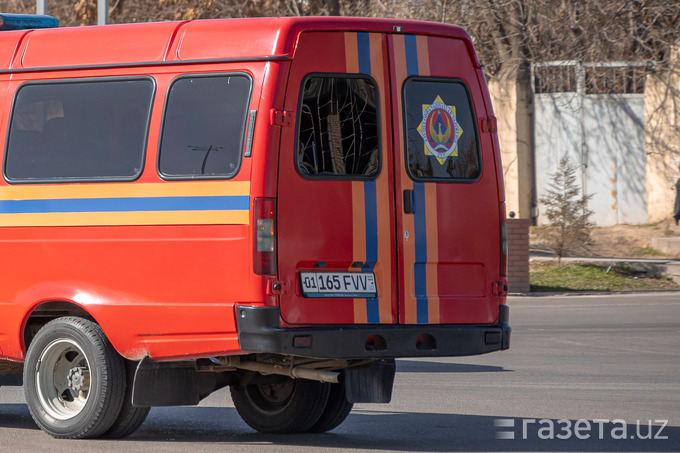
(539, 155, 594, 263)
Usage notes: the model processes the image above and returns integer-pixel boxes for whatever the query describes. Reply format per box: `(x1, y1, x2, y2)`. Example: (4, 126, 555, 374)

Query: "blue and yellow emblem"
(417, 95, 463, 165)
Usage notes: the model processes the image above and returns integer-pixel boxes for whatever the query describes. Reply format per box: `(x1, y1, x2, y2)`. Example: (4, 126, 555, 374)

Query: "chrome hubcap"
(36, 339, 91, 420)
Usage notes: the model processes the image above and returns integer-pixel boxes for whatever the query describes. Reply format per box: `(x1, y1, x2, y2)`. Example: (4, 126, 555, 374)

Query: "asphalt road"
(1, 292, 678, 452)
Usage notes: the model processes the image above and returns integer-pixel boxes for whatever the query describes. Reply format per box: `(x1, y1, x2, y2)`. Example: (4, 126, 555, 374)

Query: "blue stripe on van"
(404, 36, 429, 324)
(363, 180, 380, 323)
(404, 34, 419, 77)
(413, 182, 429, 324)
(357, 32, 371, 74)
(0, 196, 249, 214)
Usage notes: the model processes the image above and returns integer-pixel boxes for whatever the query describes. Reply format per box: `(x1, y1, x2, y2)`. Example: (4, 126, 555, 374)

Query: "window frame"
(402, 76, 482, 184)
(3, 75, 156, 184)
(295, 72, 382, 181)
(156, 72, 253, 181)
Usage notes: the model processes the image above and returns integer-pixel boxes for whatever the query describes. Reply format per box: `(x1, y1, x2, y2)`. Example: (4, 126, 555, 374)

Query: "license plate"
(299, 272, 377, 298)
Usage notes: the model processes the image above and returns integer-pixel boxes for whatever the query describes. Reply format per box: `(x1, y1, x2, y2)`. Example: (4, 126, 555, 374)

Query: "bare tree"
(3, 0, 679, 67)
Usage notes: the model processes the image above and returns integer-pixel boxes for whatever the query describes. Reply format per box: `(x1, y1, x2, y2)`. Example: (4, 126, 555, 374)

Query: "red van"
(0, 13, 510, 438)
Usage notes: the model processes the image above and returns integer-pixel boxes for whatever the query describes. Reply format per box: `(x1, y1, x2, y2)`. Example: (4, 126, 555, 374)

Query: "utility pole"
(36, 0, 109, 25)
(97, 0, 108, 25)
(36, 0, 47, 15)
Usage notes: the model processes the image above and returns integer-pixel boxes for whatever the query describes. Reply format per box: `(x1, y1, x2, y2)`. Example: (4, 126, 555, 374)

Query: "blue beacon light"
(0, 13, 59, 31)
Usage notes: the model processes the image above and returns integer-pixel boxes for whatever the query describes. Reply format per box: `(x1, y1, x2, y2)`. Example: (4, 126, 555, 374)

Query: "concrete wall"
(645, 52, 680, 223)
(490, 57, 680, 225)
(488, 66, 535, 221)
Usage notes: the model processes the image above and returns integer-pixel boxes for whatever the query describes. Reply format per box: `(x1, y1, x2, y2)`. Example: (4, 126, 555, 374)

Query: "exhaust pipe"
(220, 357, 340, 384)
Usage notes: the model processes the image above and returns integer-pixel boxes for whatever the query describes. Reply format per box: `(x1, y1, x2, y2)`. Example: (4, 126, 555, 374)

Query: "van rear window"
(297, 76, 379, 178)
(4, 78, 153, 182)
(403, 79, 480, 181)
(158, 74, 251, 179)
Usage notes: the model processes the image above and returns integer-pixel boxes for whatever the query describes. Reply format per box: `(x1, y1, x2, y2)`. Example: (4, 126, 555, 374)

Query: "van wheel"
(307, 382, 353, 432)
(230, 377, 330, 433)
(23, 317, 125, 439)
(102, 360, 150, 438)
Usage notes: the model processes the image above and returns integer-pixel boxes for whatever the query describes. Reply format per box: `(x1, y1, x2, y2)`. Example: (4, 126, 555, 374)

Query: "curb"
(509, 288, 680, 297)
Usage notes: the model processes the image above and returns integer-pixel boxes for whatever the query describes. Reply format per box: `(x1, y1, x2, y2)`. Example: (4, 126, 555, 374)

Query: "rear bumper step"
(236, 304, 510, 359)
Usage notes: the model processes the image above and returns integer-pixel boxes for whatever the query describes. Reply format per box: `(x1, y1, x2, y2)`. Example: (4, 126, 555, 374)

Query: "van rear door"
(277, 30, 501, 327)
(388, 34, 501, 325)
(277, 31, 398, 325)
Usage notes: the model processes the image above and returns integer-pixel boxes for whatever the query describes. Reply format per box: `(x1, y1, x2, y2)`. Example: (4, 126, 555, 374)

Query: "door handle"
(403, 189, 413, 214)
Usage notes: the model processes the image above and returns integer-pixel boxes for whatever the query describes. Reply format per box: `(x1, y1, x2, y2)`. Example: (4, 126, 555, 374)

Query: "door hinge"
(492, 280, 508, 296)
(270, 109, 294, 127)
(267, 279, 289, 296)
(480, 116, 497, 134)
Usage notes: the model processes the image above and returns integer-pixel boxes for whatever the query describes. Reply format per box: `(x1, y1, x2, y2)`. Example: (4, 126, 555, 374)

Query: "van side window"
(403, 79, 480, 181)
(4, 79, 153, 182)
(297, 76, 379, 178)
(158, 75, 251, 179)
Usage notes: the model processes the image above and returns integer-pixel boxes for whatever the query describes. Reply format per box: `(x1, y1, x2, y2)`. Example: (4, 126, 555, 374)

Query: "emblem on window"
(417, 95, 463, 165)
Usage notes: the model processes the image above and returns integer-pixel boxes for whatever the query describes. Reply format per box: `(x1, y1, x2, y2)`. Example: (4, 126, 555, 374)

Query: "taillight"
(500, 202, 508, 277)
(253, 198, 277, 276)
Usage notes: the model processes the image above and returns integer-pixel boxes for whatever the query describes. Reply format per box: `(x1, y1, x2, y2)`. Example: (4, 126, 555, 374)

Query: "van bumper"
(235, 305, 510, 359)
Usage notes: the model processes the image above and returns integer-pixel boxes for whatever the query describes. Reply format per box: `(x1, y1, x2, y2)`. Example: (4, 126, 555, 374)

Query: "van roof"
(0, 16, 476, 72)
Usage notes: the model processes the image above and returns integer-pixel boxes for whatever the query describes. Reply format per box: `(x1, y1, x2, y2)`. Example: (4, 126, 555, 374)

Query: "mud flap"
(344, 359, 395, 403)
(131, 356, 201, 407)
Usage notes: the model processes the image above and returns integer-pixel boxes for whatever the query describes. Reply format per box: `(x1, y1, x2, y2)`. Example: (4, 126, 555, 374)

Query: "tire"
(102, 359, 150, 438)
(307, 382, 353, 433)
(230, 377, 330, 433)
(23, 317, 125, 439)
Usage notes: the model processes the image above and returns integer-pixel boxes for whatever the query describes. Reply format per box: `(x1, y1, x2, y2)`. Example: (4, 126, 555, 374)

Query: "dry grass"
(531, 220, 680, 258)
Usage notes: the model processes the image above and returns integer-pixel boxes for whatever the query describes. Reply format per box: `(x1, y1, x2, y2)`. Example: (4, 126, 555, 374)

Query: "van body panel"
(176, 19, 296, 60)
(475, 68, 507, 203)
(250, 60, 290, 199)
(19, 22, 180, 68)
(0, 223, 250, 360)
(0, 32, 23, 69)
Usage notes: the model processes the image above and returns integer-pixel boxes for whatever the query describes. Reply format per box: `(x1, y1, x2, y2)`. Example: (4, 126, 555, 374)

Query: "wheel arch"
(17, 282, 147, 361)
(23, 300, 95, 354)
